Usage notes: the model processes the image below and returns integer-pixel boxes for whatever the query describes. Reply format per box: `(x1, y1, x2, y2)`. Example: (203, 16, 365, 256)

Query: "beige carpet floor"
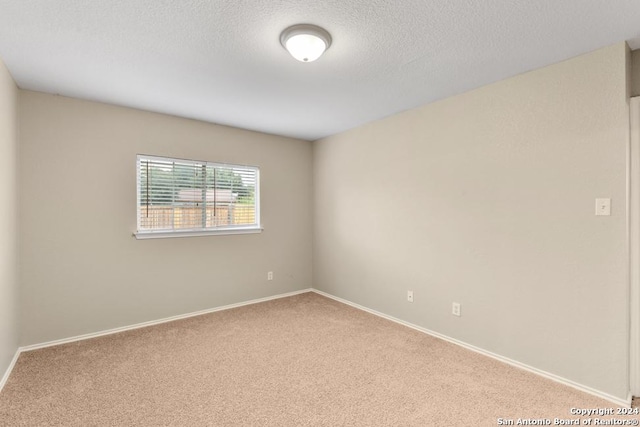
(0, 292, 633, 426)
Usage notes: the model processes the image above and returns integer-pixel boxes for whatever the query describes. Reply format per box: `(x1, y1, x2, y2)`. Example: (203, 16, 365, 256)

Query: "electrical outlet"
(407, 290, 414, 303)
(267, 271, 273, 281)
(452, 302, 461, 317)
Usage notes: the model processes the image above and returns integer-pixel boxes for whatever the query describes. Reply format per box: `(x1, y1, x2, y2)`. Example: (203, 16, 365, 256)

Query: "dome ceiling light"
(280, 24, 332, 63)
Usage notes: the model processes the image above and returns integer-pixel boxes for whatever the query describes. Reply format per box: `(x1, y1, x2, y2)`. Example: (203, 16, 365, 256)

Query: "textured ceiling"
(1, 1, 639, 141)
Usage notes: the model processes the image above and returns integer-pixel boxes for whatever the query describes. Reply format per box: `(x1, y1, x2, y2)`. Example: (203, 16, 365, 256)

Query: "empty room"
(1, 1, 640, 425)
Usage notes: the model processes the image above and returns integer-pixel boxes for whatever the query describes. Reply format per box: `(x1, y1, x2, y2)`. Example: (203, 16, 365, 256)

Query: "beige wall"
(19, 92, 313, 345)
(314, 43, 630, 399)
(632, 49, 640, 97)
(0, 60, 18, 378)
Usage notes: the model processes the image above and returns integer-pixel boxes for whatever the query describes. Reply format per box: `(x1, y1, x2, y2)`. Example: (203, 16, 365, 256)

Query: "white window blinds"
(136, 155, 260, 236)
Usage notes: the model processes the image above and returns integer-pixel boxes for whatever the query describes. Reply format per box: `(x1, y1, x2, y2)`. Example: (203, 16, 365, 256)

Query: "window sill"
(133, 227, 263, 240)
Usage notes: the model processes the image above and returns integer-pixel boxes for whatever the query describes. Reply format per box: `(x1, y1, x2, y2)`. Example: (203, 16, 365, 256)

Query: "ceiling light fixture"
(280, 24, 332, 63)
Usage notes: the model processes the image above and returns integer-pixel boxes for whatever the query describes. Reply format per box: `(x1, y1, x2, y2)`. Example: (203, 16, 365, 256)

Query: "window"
(135, 155, 260, 239)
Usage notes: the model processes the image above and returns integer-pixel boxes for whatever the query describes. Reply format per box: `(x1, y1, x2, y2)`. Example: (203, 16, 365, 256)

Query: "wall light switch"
(595, 198, 611, 216)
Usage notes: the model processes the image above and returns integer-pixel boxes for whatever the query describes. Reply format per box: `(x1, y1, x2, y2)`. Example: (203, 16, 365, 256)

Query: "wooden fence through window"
(139, 205, 255, 230)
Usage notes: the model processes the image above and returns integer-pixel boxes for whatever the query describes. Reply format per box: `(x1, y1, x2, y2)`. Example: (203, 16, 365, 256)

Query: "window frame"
(134, 154, 261, 239)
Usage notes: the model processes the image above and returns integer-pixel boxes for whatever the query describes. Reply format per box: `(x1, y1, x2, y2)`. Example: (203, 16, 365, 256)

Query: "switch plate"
(595, 198, 611, 216)
(267, 271, 273, 280)
(407, 290, 414, 303)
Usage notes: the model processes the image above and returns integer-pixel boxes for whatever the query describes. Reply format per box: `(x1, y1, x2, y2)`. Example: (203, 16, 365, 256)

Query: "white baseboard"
(311, 289, 631, 408)
(5, 287, 632, 408)
(20, 288, 313, 352)
(0, 349, 20, 393)
(1, 289, 312, 393)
